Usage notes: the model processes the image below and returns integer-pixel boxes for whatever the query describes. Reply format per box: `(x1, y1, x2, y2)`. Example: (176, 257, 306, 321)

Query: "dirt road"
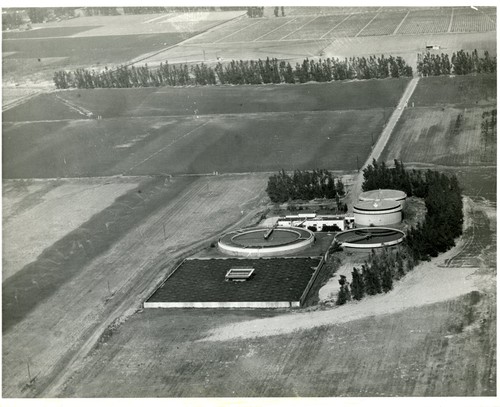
(347, 76, 420, 209)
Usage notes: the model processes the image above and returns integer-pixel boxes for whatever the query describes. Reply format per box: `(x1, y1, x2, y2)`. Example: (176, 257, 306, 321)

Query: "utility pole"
(356, 155, 359, 172)
(27, 360, 31, 382)
(163, 224, 166, 241)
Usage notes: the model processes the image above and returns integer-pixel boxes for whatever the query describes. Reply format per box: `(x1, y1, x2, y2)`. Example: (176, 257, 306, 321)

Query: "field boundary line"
(54, 94, 94, 118)
(355, 10, 382, 37)
(392, 10, 410, 35)
(447, 8, 455, 33)
(214, 19, 263, 43)
(320, 13, 353, 39)
(253, 17, 298, 41)
(143, 14, 173, 24)
(2, 91, 42, 112)
(280, 15, 322, 40)
(123, 120, 210, 175)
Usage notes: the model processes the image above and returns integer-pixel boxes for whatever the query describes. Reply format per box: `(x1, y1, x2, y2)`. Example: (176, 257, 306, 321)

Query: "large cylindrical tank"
(359, 189, 407, 209)
(353, 199, 402, 227)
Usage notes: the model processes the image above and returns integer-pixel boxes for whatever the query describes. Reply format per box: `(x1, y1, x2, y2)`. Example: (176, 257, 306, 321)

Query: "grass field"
(380, 74, 496, 166)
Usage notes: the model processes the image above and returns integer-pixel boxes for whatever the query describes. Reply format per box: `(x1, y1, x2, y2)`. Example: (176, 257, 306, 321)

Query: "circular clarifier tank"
(218, 226, 314, 257)
(334, 227, 405, 250)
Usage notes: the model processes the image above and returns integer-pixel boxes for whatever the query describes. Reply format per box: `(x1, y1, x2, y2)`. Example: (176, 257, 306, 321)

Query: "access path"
(347, 77, 420, 209)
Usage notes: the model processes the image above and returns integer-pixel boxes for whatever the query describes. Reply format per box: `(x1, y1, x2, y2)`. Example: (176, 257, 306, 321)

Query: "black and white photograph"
(1, 2, 497, 404)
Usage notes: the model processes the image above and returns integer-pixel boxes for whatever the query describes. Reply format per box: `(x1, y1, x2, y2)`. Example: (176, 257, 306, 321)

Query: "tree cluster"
(53, 54, 413, 89)
(266, 169, 345, 203)
(417, 49, 496, 76)
(406, 171, 463, 260)
(362, 159, 464, 261)
(338, 248, 411, 305)
(3, 11, 25, 29)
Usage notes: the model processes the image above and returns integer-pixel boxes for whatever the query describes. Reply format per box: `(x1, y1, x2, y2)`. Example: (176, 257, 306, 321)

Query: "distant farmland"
(2, 33, 197, 67)
(3, 79, 407, 178)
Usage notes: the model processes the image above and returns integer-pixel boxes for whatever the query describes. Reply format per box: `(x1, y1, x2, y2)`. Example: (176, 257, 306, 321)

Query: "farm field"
(2, 177, 140, 282)
(3, 109, 386, 178)
(2, 33, 197, 66)
(379, 74, 497, 166)
(2, 173, 269, 397)
(3, 79, 409, 178)
(188, 7, 495, 44)
(2, 11, 244, 86)
(379, 106, 496, 166)
(4, 79, 409, 122)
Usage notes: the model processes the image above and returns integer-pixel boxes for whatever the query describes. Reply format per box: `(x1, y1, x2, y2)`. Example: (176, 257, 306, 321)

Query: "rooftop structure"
(144, 257, 324, 308)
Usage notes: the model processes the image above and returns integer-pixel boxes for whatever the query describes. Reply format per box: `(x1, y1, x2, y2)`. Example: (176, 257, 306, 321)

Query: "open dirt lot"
(2, 177, 140, 282)
(2, 173, 269, 397)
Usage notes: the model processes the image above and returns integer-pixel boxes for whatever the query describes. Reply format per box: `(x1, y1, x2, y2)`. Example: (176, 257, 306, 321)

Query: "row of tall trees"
(53, 54, 413, 89)
(266, 169, 345, 203)
(417, 50, 496, 76)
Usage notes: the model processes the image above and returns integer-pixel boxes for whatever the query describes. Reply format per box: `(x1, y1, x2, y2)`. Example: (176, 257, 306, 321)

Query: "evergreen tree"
(351, 267, 364, 300)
